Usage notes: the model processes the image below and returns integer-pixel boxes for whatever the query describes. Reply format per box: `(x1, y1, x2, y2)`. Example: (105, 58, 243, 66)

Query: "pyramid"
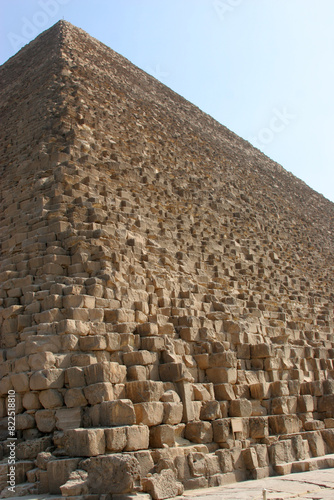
(0, 20, 334, 498)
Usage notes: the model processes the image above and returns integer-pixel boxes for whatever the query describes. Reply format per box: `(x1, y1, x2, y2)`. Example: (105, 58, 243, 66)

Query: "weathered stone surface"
(143, 469, 183, 500)
(185, 421, 213, 443)
(135, 402, 164, 426)
(82, 454, 140, 494)
(64, 428, 106, 456)
(47, 458, 80, 494)
(100, 399, 136, 426)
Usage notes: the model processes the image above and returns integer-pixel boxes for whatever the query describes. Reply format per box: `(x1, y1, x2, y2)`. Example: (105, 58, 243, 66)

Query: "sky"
(1, 0, 333, 203)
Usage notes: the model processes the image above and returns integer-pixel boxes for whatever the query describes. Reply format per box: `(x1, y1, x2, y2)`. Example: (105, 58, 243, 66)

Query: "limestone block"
(242, 447, 258, 470)
(215, 449, 233, 472)
(26, 335, 60, 355)
(251, 344, 272, 358)
(46, 458, 80, 494)
(206, 368, 237, 384)
(214, 383, 236, 401)
(209, 351, 237, 368)
(127, 365, 147, 381)
(187, 450, 208, 477)
(160, 390, 181, 403)
(105, 426, 127, 452)
(39, 389, 63, 409)
(305, 431, 326, 457)
(65, 366, 86, 388)
(163, 402, 183, 425)
(125, 424, 150, 451)
(0, 376, 12, 396)
(100, 399, 136, 426)
(205, 454, 221, 476)
(10, 372, 29, 393)
(61, 334, 79, 352)
(84, 362, 126, 385)
(82, 454, 140, 494)
(64, 388, 88, 408)
(79, 335, 107, 350)
(249, 416, 269, 439)
(55, 407, 82, 430)
(126, 380, 164, 403)
(136, 322, 159, 336)
(304, 420, 325, 431)
(193, 383, 213, 401)
(143, 469, 183, 500)
(158, 323, 175, 336)
(270, 381, 289, 397)
(269, 441, 293, 465)
(57, 319, 90, 336)
(212, 418, 231, 444)
(318, 394, 334, 415)
(194, 353, 209, 370)
(30, 369, 64, 391)
(22, 391, 42, 410)
(16, 412, 35, 430)
(159, 362, 189, 382)
(105, 332, 121, 351)
(229, 398, 252, 417)
(134, 402, 164, 426)
(150, 424, 175, 448)
(321, 429, 334, 453)
(269, 415, 302, 435)
(200, 400, 222, 421)
(63, 294, 95, 308)
(141, 336, 165, 352)
(59, 469, 88, 496)
(250, 382, 271, 400)
(185, 421, 213, 443)
(252, 445, 268, 469)
(123, 350, 157, 366)
(35, 409, 56, 433)
(84, 382, 114, 405)
(64, 428, 105, 456)
(16, 435, 52, 461)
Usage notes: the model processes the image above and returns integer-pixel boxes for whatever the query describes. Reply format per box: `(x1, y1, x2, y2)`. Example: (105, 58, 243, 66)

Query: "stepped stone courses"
(0, 19, 334, 499)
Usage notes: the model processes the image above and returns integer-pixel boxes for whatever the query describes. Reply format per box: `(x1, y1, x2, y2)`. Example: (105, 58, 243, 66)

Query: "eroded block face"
(1, 18, 334, 500)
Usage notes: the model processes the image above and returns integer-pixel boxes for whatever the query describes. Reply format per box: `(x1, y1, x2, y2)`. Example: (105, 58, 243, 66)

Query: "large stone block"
(35, 409, 56, 433)
(126, 380, 164, 403)
(64, 428, 105, 456)
(163, 402, 183, 425)
(30, 369, 64, 390)
(185, 421, 213, 443)
(125, 424, 150, 451)
(206, 368, 237, 384)
(135, 402, 164, 426)
(100, 399, 136, 426)
(268, 415, 302, 435)
(82, 454, 140, 494)
(39, 389, 63, 409)
(123, 350, 157, 366)
(47, 458, 80, 494)
(149, 424, 175, 448)
(84, 362, 126, 385)
(105, 426, 127, 452)
(229, 398, 252, 417)
(143, 469, 183, 500)
(55, 407, 82, 430)
(64, 388, 88, 408)
(83, 382, 114, 405)
(212, 418, 231, 444)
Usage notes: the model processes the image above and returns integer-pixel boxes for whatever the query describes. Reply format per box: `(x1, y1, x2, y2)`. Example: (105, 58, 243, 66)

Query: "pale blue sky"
(1, 0, 333, 202)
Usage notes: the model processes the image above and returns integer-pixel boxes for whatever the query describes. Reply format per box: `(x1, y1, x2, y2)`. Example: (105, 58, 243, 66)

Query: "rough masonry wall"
(0, 21, 334, 498)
